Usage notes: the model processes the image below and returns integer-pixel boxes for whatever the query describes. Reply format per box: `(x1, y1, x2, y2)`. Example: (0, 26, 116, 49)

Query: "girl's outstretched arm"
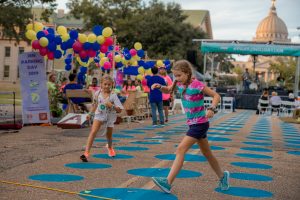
(151, 81, 176, 94)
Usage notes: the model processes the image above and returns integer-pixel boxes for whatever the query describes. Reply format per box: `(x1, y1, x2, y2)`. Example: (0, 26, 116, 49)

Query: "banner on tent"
(201, 42, 300, 56)
(19, 52, 50, 124)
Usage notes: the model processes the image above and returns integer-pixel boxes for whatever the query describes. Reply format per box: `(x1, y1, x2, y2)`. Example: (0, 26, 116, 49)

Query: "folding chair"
(65, 89, 93, 114)
(222, 97, 233, 113)
(170, 98, 185, 114)
(258, 99, 271, 115)
(280, 101, 296, 117)
(204, 97, 213, 110)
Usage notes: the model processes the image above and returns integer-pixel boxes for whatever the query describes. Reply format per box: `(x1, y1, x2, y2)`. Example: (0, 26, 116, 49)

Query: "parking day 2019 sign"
(19, 52, 50, 124)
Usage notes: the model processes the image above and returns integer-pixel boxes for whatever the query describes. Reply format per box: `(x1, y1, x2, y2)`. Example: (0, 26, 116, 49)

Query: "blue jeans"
(150, 101, 164, 125)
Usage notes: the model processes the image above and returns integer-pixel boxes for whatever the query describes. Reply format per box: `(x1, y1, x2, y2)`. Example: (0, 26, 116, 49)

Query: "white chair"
(204, 97, 213, 109)
(222, 97, 233, 113)
(170, 98, 185, 114)
(257, 99, 271, 115)
(280, 101, 295, 117)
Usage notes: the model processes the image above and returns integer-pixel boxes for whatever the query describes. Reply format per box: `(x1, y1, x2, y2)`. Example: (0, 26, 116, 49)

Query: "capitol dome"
(254, 0, 290, 43)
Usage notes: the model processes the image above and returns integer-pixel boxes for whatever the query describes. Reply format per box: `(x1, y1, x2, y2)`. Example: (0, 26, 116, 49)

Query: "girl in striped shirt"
(151, 60, 230, 193)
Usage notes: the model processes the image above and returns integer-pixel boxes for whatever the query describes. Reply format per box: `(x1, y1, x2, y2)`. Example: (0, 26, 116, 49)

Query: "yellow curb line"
(0, 180, 119, 200)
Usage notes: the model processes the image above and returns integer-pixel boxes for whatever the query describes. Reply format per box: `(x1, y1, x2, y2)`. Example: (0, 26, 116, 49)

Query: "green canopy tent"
(199, 40, 300, 96)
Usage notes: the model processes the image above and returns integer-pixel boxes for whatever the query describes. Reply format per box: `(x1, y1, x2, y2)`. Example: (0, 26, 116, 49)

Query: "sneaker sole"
(152, 178, 171, 194)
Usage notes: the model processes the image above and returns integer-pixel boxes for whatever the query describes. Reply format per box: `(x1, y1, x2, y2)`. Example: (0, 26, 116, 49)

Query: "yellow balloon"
(145, 69, 152, 75)
(97, 35, 105, 44)
(39, 37, 49, 47)
(114, 55, 122, 62)
(25, 30, 36, 40)
(99, 52, 105, 58)
(138, 67, 145, 74)
(134, 42, 142, 50)
(136, 74, 143, 81)
(132, 61, 138, 66)
(34, 22, 44, 32)
(100, 57, 108, 66)
(102, 27, 113, 37)
(88, 33, 97, 43)
(26, 24, 33, 30)
(57, 26, 67, 35)
(156, 60, 164, 67)
(133, 55, 140, 61)
(122, 59, 127, 65)
(78, 34, 87, 43)
(61, 33, 70, 42)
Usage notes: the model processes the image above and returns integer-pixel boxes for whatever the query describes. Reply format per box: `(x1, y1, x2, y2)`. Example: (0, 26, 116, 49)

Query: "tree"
(0, 0, 57, 42)
(269, 57, 298, 90)
(67, 0, 207, 60)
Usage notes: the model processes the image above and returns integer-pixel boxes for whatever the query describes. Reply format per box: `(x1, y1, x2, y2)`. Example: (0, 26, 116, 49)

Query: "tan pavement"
(0, 110, 299, 200)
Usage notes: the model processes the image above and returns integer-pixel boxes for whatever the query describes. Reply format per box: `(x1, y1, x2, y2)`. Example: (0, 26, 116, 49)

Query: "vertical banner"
(19, 52, 50, 124)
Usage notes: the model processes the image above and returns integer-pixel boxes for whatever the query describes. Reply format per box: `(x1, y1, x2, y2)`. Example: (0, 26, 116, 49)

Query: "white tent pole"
(294, 57, 300, 97)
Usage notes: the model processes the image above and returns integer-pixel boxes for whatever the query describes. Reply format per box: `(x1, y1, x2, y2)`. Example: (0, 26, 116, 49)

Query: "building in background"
(0, 7, 83, 84)
(231, 0, 291, 83)
(183, 10, 213, 39)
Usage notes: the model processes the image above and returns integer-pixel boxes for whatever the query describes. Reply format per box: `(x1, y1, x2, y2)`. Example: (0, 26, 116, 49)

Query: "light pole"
(294, 27, 300, 97)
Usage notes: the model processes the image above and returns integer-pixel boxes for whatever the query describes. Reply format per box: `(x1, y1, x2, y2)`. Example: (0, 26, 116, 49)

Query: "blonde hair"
(170, 60, 193, 95)
(100, 74, 114, 84)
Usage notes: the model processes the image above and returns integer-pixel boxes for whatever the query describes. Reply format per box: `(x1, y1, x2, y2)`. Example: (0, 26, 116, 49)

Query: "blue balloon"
(77, 72, 86, 85)
(67, 54, 72, 58)
(124, 53, 131, 60)
(164, 59, 171, 65)
(145, 75, 151, 80)
(116, 62, 123, 68)
(48, 42, 57, 52)
(83, 42, 92, 50)
(108, 45, 114, 51)
(92, 25, 103, 36)
(36, 31, 46, 40)
(80, 66, 87, 74)
(94, 57, 100, 63)
(64, 58, 72, 65)
(54, 50, 62, 59)
(138, 60, 145, 66)
(54, 36, 62, 45)
(123, 66, 138, 75)
(67, 39, 75, 48)
(60, 42, 68, 50)
(92, 43, 100, 51)
(47, 28, 55, 35)
(137, 49, 145, 57)
(46, 34, 55, 43)
(65, 64, 72, 71)
(69, 30, 78, 40)
(148, 61, 156, 68)
(81, 57, 89, 62)
(166, 64, 171, 71)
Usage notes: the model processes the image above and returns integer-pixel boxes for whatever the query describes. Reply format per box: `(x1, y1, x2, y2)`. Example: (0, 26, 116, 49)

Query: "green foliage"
(67, 0, 207, 60)
(48, 84, 63, 117)
(0, 0, 57, 42)
(213, 53, 235, 73)
(219, 76, 238, 86)
(232, 65, 243, 81)
(269, 57, 298, 90)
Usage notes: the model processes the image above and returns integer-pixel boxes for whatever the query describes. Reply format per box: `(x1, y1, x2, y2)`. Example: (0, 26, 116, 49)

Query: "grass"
(0, 82, 22, 105)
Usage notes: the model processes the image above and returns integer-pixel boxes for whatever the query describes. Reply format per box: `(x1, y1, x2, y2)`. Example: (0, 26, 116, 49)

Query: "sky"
(56, 0, 300, 43)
